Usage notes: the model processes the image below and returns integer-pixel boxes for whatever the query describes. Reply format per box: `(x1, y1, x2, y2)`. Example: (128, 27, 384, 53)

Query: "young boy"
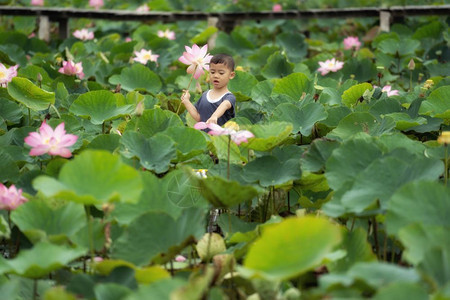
(181, 53, 236, 126)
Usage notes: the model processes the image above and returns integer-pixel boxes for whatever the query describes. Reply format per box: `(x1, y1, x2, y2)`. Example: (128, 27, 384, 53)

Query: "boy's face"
(209, 63, 235, 90)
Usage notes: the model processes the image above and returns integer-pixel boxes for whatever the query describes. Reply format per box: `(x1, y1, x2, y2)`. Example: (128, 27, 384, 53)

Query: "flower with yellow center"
(438, 131, 450, 145)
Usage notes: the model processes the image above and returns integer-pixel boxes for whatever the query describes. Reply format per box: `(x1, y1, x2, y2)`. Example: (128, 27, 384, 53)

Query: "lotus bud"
(423, 79, 434, 90)
(135, 100, 145, 117)
(196, 233, 226, 261)
(408, 58, 415, 70)
(36, 73, 43, 83)
(235, 66, 244, 72)
(437, 131, 450, 145)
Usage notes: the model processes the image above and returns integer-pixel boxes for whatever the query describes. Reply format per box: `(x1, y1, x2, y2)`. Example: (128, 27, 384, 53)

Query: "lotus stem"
(373, 217, 380, 259)
(445, 145, 448, 186)
(33, 279, 38, 300)
(227, 136, 231, 180)
(176, 70, 196, 114)
(86, 205, 94, 265)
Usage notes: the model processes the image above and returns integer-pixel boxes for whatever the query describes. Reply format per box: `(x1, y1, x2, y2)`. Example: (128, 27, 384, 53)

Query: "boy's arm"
(206, 100, 232, 124)
(181, 90, 201, 122)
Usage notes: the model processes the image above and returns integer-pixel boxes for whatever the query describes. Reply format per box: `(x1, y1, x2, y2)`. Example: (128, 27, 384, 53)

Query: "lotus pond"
(0, 1, 449, 299)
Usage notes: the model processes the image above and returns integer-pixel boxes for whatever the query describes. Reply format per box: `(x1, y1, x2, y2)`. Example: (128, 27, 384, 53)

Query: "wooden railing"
(1, 5, 449, 40)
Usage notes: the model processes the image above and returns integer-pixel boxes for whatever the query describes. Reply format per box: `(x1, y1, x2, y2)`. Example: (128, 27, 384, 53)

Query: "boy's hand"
(206, 115, 218, 124)
(181, 90, 190, 104)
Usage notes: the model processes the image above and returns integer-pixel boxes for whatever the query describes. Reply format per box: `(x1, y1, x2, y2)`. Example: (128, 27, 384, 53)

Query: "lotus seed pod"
(196, 233, 226, 261)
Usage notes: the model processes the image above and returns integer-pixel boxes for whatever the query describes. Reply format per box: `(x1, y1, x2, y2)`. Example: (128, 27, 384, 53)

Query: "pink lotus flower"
(125, 37, 132, 42)
(175, 255, 187, 262)
(194, 121, 254, 145)
(24, 121, 78, 158)
(0, 63, 18, 88)
(317, 58, 344, 76)
(89, 0, 103, 9)
(381, 85, 399, 97)
(157, 29, 176, 40)
(272, 4, 282, 12)
(0, 184, 28, 211)
(343, 36, 361, 51)
(73, 28, 94, 41)
(31, 0, 44, 6)
(178, 44, 212, 80)
(58, 60, 84, 79)
(133, 49, 159, 65)
(136, 4, 150, 12)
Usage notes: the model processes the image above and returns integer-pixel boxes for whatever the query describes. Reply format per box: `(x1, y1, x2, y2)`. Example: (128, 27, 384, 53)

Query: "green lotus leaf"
(301, 138, 340, 173)
(244, 216, 342, 280)
(0, 97, 22, 124)
(261, 51, 294, 79)
(248, 45, 280, 72)
(69, 90, 134, 125)
(320, 262, 421, 291)
(276, 32, 307, 63)
(163, 126, 207, 162)
(87, 134, 121, 152)
(94, 283, 132, 300)
(33, 150, 143, 205)
(418, 247, 450, 288)
(327, 112, 395, 141)
(0, 148, 19, 182)
(341, 83, 373, 108)
(7, 77, 55, 111)
(320, 106, 351, 127)
(130, 107, 184, 137)
(272, 72, 311, 102)
(378, 38, 420, 56)
(243, 146, 302, 187)
(228, 70, 258, 101)
(386, 181, 450, 236)
(398, 223, 450, 266)
(372, 282, 429, 300)
(120, 131, 176, 174)
(341, 58, 377, 82)
(125, 279, 186, 300)
(271, 102, 327, 136)
(419, 86, 450, 120)
(192, 174, 262, 208)
(412, 20, 442, 40)
(0, 215, 10, 239)
(385, 112, 427, 131)
(108, 64, 162, 93)
(210, 135, 243, 164)
(0, 242, 86, 278)
(191, 26, 218, 45)
(319, 87, 341, 106)
(250, 80, 274, 106)
(17, 65, 52, 86)
(243, 122, 293, 152)
(10, 200, 86, 244)
(112, 208, 205, 266)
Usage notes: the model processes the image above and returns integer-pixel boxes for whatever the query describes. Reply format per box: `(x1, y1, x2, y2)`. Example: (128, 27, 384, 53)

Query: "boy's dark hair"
(210, 53, 235, 71)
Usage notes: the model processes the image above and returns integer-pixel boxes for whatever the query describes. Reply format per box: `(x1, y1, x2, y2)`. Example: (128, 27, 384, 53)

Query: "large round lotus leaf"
(33, 150, 143, 205)
(87, 134, 121, 152)
(125, 279, 186, 300)
(250, 80, 274, 106)
(120, 131, 176, 174)
(419, 86, 450, 120)
(418, 247, 450, 288)
(378, 38, 420, 56)
(385, 112, 427, 131)
(228, 70, 258, 101)
(319, 87, 341, 106)
(271, 102, 327, 136)
(0, 242, 86, 278)
(326, 135, 383, 190)
(261, 51, 294, 79)
(272, 72, 311, 102)
(0, 97, 22, 124)
(108, 64, 162, 93)
(244, 216, 341, 280)
(386, 181, 450, 236)
(163, 127, 207, 162)
(242, 122, 293, 152)
(338, 155, 442, 214)
(372, 282, 429, 300)
(0, 149, 19, 182)
(210, 135, 243, 164)
(192, 174, 261, 208)
(164, 169, 208, 210)
(243, 146, 302, 187)
(17, 65, 52, 86)
(342, 58, 377, 82)
(112, 208, 205, 266)
(320, 106, 352, 127)
(69, 90, 134, 125)
(328, 228, 376, 273)
(301, 139, 340, 173)
(11, 200, 86, 244)
(93, 283, 132, 300)
(7, 77, 55, 111)
(377, 132, 426, 155)
(341, 83, 373, 108)
(398, 223, 450, 266)
(320, 262, 420, 291)
(327, 112, 395, 141)
(130, 108, 184, 137)
(276, 32, 307, 63)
